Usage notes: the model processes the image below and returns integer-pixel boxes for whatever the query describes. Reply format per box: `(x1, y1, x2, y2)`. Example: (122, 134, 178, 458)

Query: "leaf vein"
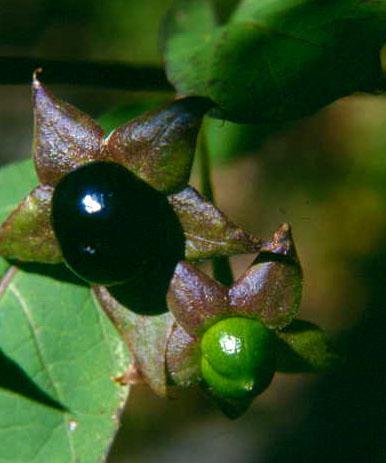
(8, 283, 76, 462)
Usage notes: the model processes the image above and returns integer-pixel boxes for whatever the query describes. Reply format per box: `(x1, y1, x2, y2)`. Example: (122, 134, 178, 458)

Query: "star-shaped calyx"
(0, 75, 340, 418)
(95, 225, 339, 418)
(0, 74, 261, 274)
(166, 225, 341, 417)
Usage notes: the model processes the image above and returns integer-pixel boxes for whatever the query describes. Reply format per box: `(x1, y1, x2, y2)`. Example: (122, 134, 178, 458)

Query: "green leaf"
(0, 159, 37, 224)
(276, 319, 342, 373)
(0, 160, 131, 461)
(163, 0, 386, 123)
(0, 160, 63, 264)
(0, 267, 131, 463)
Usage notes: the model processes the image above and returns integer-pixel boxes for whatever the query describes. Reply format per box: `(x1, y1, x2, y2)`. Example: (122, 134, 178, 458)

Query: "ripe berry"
(200, 317, 276, 400)
(51, 161, 185, 286)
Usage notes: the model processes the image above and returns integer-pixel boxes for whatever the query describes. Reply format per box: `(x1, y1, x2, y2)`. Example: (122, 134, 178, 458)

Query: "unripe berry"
(200, 317, 275, 400)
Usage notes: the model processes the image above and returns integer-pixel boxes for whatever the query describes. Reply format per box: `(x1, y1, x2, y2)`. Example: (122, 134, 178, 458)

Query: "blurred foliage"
(0, 0, 171, 63)
(97, 97, 169, 134)
(163, 0, 386, 122)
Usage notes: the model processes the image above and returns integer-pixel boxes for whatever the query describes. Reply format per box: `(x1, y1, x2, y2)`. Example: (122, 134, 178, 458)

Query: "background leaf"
(97, 98, 169, 134)
(203, 116, 277, 164)
(163, 0, 386, 123)
(0, 160, 37, 224)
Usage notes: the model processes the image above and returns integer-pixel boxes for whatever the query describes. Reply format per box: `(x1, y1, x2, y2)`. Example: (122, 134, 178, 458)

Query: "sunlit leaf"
(0, 267, 130, 463)
(0, 159, 131, 462)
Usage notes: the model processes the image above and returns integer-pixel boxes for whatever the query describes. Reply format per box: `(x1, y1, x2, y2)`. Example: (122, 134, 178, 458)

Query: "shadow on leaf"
(8, 261, 87, 287)
(0, 348, 67, 412)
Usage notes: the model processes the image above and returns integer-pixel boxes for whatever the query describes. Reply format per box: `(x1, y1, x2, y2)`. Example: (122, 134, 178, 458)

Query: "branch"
(0, 56, 173, 92)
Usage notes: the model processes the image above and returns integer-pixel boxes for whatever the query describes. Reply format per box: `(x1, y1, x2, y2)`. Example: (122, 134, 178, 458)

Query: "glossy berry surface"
(51, 161, 185, 286)
(200, 317, 276, 400)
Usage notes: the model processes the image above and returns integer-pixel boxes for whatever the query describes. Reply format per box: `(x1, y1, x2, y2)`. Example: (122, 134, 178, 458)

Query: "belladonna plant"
(0, 74, 341, 418)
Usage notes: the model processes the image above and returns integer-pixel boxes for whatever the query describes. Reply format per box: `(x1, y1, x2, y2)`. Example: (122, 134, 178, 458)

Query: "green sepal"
(0, 159, 38, 224)
(0, 185, 62, 264)
(276, 319, 343, 373)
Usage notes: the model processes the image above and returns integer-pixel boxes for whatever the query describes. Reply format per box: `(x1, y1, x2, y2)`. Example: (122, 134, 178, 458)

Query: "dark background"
(1, 1, 386, 461)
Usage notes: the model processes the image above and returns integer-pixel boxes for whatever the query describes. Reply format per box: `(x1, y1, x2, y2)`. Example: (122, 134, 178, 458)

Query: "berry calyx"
(51, 161, 185, 286)
(200, 317, 276, 400)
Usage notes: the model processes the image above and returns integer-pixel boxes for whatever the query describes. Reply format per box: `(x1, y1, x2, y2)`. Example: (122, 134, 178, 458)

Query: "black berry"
(51, 161, 185, 286)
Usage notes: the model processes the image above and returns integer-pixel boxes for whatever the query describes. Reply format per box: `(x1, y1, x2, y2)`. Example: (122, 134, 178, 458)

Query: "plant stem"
(0, 57, 173, 91)
(198, 129, 234, 286)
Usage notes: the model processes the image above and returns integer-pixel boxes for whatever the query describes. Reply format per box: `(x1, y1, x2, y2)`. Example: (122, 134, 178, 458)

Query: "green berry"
(200, 317, 275, 400)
